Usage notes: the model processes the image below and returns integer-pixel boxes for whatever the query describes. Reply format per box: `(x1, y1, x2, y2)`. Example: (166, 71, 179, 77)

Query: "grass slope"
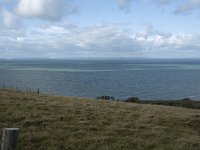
(0, 89, 200, 150)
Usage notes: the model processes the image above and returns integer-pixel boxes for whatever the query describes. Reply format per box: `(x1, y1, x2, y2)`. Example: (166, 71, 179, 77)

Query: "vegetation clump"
(125, 97, 140, 103)
(124, 97, 200, 109)
(96, 96, 115, 100)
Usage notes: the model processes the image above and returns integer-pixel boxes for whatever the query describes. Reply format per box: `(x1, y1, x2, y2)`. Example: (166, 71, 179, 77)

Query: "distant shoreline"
(1, 57, 200, 61)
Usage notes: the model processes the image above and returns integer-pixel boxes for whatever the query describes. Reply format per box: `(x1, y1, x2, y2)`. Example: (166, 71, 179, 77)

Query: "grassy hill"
(0, 89, 200, 150)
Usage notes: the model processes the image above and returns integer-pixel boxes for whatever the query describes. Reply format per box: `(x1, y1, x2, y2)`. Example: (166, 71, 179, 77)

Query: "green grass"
(0, 89, 200, 150)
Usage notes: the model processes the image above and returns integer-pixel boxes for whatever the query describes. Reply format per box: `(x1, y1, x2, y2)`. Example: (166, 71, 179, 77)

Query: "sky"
(0, 0, 200, 59)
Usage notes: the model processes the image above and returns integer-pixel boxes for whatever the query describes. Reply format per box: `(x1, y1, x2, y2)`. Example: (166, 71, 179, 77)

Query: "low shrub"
(96, 96, 115, 100)
(125, 97, 140, 103)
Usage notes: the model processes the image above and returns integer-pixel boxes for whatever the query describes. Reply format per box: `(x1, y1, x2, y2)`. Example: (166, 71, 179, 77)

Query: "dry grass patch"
(0, 89, 200, 150)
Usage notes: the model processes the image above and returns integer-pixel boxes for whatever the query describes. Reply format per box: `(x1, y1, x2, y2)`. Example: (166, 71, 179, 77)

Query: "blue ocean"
(1, 59, 200, 100)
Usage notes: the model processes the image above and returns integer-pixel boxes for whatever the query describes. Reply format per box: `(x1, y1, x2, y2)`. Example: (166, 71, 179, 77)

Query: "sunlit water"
(1, 59, 200, 100)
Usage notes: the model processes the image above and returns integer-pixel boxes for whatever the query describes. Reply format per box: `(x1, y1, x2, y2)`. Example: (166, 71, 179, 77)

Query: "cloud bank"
(0, 24, 200, 58)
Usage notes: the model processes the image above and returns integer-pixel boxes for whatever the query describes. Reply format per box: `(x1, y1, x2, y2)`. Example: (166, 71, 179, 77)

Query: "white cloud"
(174, 0, 200, 14)
(15, 0, 76, 21)
(117, 0, 171, 12)
(118, 0, 133, 12)
(0, 8, 20, 29)
(1, 0, 11, 3)
(154, 0, 171, 5)
(36, 26, 70, 35)
(16, 37, 24, 42)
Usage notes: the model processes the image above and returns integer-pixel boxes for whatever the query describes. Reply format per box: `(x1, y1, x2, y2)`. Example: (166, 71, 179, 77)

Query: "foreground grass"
(0, 89, 200, 150)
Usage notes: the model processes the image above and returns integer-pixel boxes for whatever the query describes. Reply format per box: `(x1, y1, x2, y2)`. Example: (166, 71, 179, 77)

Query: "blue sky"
(0, 0, 200, 58)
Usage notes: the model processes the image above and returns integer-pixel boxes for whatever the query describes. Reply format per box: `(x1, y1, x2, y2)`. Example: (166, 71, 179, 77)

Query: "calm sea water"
(1, 59, 200, 100)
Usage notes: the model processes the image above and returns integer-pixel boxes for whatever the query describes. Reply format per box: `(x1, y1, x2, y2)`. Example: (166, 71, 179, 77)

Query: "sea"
(0, 58, 200, 100)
